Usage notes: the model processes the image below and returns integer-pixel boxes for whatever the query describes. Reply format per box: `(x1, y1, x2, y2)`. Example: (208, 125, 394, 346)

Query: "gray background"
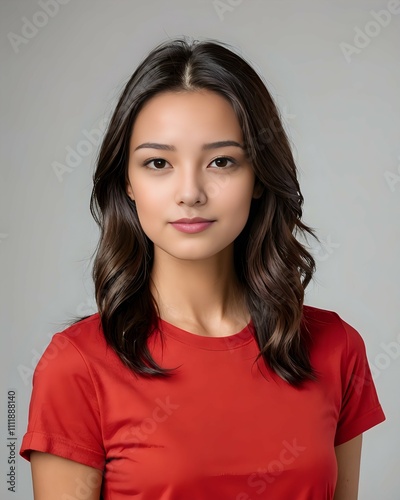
(1, 0, 399, 498)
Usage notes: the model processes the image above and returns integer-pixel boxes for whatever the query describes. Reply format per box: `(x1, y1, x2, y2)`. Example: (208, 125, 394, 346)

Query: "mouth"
(170, 217, 215, 224)
(169, 218, 215, 234)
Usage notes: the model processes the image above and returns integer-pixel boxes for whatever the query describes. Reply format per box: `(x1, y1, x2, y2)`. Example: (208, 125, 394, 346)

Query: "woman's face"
(126, 90, 261, 262)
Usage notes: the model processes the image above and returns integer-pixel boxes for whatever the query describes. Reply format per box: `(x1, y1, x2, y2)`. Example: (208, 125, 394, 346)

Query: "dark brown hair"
(75, 36, 322, 387)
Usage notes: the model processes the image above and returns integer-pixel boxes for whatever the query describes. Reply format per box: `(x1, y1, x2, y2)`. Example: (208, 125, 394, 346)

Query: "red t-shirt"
(20, 305, 386, 499)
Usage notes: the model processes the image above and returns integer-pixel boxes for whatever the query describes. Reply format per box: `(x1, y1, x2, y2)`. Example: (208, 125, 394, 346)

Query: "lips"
(171, 217, 215, 224)
(169, 218, 215, 234)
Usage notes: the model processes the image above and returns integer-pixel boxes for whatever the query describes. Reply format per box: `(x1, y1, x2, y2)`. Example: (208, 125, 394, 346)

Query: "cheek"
(135, 200, 157, 226)
(132, 196, 158, 235)
(133, 182, 165, 217)
(230, 197, 253, 231)
(219, 178, 254, 219)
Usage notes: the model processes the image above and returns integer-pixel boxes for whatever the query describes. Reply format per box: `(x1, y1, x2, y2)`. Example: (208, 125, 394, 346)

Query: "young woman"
(20, 37, 386, 500)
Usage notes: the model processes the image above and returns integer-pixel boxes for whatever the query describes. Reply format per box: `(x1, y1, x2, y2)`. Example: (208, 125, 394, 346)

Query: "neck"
(150, 244, 249, 329)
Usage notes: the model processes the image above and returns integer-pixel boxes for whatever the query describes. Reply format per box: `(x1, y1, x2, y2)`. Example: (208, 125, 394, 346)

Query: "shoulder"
(302, 303, 343, 327)
(50, 312, 108, 357)
(22, 314, 107, 469)
(34, 313, 110, 383)
(57, 312, 103, 339)
(302, 304, 367, 360)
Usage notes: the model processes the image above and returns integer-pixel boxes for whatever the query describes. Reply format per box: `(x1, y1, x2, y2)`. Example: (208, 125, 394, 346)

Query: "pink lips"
(170, 217, 215, 234)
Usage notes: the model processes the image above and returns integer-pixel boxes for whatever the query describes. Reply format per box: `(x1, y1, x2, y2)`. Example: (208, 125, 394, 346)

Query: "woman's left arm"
(333, 434, 363, 500)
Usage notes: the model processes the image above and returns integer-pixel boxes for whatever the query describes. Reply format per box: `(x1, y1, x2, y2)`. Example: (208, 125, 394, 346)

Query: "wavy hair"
(78, 36, 321, 387)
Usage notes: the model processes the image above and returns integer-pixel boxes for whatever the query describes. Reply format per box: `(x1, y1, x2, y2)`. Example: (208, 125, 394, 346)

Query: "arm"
(30, 451, 103, 500)
(333, 434, 363, 500)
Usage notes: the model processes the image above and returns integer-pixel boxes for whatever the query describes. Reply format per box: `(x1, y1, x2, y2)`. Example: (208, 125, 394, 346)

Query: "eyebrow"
(133, 140, 244, 152)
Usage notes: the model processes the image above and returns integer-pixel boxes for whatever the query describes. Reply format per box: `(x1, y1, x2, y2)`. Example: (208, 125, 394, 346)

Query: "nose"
(174, 167, 207, 207)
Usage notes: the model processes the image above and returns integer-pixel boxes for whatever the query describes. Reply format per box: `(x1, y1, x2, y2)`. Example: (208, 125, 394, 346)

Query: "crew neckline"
(156, 317, 255, 351)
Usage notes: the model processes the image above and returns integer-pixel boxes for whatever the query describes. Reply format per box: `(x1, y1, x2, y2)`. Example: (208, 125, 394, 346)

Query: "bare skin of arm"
(333, 434, 363, 500)
(30, 451, 103, 500)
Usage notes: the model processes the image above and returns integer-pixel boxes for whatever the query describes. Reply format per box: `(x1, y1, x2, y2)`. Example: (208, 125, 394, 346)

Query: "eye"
(143, 158, 169, 170)
(209, 156, 237, 169)
(142, 156, 237, 170)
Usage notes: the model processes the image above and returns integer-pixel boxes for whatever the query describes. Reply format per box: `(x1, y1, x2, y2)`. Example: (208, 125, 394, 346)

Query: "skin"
(30, 451, 103, 499)
(126, 89, 262, 337)
(333, 434, 363, 499)
(30, 90, 362, 499)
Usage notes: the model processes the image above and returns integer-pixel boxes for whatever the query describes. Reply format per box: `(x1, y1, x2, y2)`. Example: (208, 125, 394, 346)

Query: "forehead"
(130, 90, 243, 146)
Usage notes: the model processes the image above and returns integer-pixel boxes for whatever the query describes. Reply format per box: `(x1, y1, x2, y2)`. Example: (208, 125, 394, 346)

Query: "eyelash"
(142, 156, 237, 170)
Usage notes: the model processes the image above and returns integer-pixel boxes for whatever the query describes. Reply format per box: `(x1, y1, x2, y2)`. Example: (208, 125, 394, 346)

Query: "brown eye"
(210, 157, 236, 169)
(144, 158, 168, 169)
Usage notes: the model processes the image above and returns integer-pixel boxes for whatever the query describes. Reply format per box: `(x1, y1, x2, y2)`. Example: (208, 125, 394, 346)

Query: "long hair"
(76, 36, 322, 387)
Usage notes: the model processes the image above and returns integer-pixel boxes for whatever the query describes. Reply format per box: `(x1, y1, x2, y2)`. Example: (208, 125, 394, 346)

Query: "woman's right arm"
(30, 451, 103, 500)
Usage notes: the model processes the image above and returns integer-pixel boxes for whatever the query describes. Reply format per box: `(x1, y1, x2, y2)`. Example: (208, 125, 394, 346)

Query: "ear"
(252, 180, 264, 200)
(126, 181, 135, 201)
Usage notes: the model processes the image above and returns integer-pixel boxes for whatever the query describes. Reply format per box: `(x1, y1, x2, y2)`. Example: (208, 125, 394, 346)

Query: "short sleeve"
(334, 318, 386, 446)
(19, 333, 105, 470)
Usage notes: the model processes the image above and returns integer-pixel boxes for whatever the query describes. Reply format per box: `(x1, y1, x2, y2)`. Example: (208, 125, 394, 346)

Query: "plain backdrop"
(1, 0, 399, 498)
